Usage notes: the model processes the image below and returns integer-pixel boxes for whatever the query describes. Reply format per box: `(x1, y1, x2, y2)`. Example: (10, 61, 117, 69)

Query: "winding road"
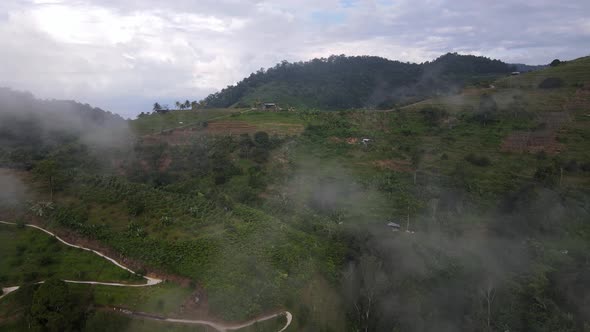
(0, 220, 292, 331)
(113, 307, 292, 332)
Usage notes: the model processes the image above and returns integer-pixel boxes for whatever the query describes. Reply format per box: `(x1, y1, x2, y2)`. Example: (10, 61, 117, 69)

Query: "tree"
(183, 100, 191, 109)
(549, 59, 561, 67)
(420, 107, 447, 127)
(480, 279, 496, 330)
(34, 159, 59, 202)
(473, 94, 497, 126)
(343, 255, 389, 332)
(175, 101, 181, 110)
(152, 102, 162, 113)
(253, 131, 270, 147)
(191, 101, 199, 111)
(29, 278, 85, 332)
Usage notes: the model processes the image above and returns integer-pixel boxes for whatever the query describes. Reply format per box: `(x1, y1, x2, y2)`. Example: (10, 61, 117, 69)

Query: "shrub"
(127, 194, 146, 216)
(534, 165, 558, 186)
(38, 255, 55, 266)
(254, 131, 270, 147)
(135, 267, 147, 277)
(549, 59, 561, 67)
(539, 77, 564, 89)
(465, 153, 491, 166)
(420, 107, 448, 126)
(472, 94, 498, 126)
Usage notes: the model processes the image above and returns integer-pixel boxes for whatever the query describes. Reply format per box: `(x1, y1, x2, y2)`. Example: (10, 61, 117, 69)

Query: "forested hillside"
(1, 56, 589, 332)
(0, 88, 129, 169)
(202, 53, 515, 109)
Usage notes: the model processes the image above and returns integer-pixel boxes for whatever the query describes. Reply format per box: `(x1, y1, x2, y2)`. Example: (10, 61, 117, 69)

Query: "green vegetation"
(0, 224, 143, 286)
(1, 55, 590, 331)
(131, 108, 244, 135)
(83, 312, 208, 332)
(201, 53, 515, 110)
(496, 56, 590, 88)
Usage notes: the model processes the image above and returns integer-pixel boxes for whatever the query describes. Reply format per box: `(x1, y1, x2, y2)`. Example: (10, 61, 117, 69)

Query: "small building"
(511, 71, 521, 76)
(362, 138, 372, 144)
(260, 103, 280, 112)
(387, 222, 401, 231)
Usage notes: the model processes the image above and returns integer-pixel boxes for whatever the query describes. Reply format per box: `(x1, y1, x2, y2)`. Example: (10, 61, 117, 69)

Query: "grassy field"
(78, 283, 192, 315)
(0, 224, 143, 286)
(131, 109, 245, 135)
(496, 56, 590, 88)
(402, 87, 576, 114)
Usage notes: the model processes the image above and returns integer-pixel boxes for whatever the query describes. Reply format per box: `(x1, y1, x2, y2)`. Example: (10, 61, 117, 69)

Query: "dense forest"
(201, 53, 515, 109)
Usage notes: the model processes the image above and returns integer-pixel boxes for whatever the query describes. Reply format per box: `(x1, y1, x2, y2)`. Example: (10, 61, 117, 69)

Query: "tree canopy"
(200, 53, 515, 110)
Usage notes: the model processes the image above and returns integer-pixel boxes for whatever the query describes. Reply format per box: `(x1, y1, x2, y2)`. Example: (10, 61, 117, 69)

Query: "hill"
(201, 53, 517, 110)
(1, 56, 590, 331)
(0, 88, 130, 169)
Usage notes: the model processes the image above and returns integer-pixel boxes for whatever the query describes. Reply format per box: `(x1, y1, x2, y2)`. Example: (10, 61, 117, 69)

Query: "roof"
(387, 222, 401, 228)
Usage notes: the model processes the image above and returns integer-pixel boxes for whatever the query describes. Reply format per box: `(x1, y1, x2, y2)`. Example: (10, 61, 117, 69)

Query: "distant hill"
(497, 56, 590, 88)
(0, 88, 129, 168)
(201, 53, 516, 110)
(403, 55, 590, 115)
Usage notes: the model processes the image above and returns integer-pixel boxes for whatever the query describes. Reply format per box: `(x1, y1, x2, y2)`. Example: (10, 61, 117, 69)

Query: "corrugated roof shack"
(259, 103, 281, 112)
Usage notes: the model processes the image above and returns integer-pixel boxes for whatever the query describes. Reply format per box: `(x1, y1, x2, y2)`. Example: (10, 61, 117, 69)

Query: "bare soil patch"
(206, 121, 258, 135)
(501, 130, 564, 155)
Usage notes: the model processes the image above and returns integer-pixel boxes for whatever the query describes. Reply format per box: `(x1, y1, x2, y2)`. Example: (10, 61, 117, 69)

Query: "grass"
(402, 87, 575, 115)
(0, 224, 143, 286)
(131, 109, 245, 135)
(205, 111, 306, 136)
(70, 282, 192, 315)
(496, 56, 590, 88)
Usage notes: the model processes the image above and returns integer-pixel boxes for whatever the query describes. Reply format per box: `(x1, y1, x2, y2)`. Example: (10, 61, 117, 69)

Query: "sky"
(0, 0, 589, 118)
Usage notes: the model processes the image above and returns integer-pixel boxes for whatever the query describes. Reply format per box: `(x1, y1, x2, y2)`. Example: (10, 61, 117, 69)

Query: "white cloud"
(0, 0, 588, 118)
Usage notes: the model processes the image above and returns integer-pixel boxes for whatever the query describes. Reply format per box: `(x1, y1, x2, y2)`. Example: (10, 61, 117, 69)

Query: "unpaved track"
(0, 221, 293, 331)
(0, 220, 161, 300)
(114, 307, 293, 332)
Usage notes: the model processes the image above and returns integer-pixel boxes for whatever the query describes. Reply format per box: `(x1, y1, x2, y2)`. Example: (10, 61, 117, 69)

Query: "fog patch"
(0, 169, 28, 209)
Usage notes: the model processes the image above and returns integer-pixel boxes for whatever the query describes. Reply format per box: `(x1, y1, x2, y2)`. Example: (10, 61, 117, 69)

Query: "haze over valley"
(1, 1, 590, 332)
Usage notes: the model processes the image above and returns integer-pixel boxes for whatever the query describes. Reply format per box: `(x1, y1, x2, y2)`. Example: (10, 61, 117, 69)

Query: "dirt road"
(0, 220, 293, 331)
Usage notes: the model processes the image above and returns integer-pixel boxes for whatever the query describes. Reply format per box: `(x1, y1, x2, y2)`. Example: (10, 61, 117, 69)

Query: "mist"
(0, 87, 131, 152)
(0, 169, 27, 209)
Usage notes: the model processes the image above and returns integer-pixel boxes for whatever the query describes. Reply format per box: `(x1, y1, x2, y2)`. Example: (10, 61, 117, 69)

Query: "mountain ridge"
(200, 52, 521, 110)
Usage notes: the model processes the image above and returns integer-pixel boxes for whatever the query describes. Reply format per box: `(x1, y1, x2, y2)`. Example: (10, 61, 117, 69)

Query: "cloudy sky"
(1, 0, 589, 118)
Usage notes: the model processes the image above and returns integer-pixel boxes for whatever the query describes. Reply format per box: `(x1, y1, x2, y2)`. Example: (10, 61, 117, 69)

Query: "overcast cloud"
(0, 0, 588, 118)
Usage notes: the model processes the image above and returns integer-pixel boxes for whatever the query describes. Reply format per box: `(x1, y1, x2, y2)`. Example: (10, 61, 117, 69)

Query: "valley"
(1, 54, 589, 331)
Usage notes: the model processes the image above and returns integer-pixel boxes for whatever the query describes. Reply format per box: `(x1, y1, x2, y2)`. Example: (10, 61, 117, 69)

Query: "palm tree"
(153, 102, 162, 113)
(175, 101, 181, 110)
